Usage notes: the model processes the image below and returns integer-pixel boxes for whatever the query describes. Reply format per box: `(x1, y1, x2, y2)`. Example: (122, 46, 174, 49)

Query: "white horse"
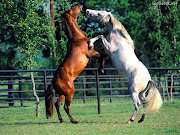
(86, 9, 162, 124)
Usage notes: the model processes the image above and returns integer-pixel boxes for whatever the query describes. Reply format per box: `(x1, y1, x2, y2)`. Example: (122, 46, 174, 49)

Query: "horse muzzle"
(86, 9, 91, 17)
(86, 9, 97, 18)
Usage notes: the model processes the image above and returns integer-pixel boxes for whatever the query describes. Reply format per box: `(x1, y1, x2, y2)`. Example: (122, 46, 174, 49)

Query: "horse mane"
(62, 13, 87, 41)
(61, 13, 69, 36)
(112, 16, 135, 50)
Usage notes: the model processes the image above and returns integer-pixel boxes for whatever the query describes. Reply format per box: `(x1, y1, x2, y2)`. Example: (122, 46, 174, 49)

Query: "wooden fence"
(0, 68, 180, 108)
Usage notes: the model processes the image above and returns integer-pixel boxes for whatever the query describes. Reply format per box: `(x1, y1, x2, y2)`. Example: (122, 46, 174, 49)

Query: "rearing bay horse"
(86, 9, 163, 124)
(45, 5, 100, 124)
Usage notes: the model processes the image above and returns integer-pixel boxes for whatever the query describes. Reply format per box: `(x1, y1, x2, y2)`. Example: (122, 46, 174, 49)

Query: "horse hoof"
(71, 121, 79, 124)
(138, 119, 144, 123)
(60, 121, 65, 123)
(126, 120, 132, 124)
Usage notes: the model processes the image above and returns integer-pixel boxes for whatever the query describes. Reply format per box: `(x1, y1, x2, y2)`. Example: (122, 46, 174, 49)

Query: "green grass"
(0, 97, 133, 107)
(0, 100, 179, 135)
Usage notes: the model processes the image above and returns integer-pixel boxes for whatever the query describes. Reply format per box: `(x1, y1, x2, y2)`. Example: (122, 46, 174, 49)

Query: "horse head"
(68, 5, 83, 22)
(86, 9, 114, 25)
(62, 5, 82, 30)
(62, 5, 84, 40)
(86, 9, 134, 49)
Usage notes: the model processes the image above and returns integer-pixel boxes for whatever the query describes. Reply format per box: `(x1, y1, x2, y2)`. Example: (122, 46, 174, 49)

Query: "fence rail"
(0, 68, 180, 109)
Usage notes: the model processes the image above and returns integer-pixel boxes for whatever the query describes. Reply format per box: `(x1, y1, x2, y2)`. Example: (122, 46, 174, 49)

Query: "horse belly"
(71, 55, 89, 80)
(110, 51, 135, 77)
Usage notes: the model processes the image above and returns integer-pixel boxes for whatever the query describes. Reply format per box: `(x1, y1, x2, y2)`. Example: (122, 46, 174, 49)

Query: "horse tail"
(142, 80, 163, 114)
(45, 84, 54, 119)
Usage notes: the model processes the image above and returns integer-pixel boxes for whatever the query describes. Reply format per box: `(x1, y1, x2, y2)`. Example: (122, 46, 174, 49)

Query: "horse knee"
(55, 101, 60, 108)
(135, 104, 140, 111)
(131, 92, 141, 109)
(64, 104, 68, 111)
(137, 101, 141, 108)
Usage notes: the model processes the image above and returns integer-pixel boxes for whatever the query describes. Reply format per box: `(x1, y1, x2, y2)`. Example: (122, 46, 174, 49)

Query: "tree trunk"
(50, 0, 57, 68)
(165, 77, 170, 100)
(170, 73, 173, 101)
(30, 72, 40, 117)
(160, 80, 165, 101)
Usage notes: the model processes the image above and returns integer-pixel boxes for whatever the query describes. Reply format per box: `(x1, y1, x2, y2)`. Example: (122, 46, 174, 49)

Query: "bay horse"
(45, 5, 100, 124)
(86, 9, 162, 124)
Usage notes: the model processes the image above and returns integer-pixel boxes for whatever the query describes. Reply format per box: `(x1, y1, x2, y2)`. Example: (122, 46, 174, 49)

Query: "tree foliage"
(141, 0, 179, 67)
(0, 0, 179, 70)
(0, 0, 54, 69)
(84, 0, 179, 67)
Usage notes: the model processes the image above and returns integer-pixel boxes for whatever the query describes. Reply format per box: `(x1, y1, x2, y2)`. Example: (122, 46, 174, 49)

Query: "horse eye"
(98, 13, 100, 15)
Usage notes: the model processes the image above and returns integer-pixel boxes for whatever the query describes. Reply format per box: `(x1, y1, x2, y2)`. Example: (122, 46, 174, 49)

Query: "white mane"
(111, 15, 135, 50)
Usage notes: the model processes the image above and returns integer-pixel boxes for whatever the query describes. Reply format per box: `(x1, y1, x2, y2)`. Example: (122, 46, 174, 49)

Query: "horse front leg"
(98, 35, 117, 54)
(89, 36, 102, 47)
(89, 36, 107, 74)
(86, 36, 101, 58)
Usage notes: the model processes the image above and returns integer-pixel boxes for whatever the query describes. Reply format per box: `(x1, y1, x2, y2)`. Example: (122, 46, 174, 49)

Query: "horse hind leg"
(127, 92, 141, 124)
(138, 113, 145, 123)
(64, 95, 78, 124)
(98, 53, 106, 74)
(138, 89, 148, 123)
(55, 95, 65, 123)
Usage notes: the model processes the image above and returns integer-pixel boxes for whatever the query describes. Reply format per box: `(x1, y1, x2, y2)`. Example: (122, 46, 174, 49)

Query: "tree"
(141, 0, 179, 67)
(0, 0, 85, 115)
(1, 0, 56, 116)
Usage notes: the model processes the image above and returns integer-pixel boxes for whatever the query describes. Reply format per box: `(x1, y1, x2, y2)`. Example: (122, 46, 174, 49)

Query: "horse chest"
(110, 52, 125, 72)
(110, 48, 138, 77)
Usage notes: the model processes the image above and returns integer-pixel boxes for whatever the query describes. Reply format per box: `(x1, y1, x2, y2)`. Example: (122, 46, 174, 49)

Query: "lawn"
(0, 100, 179, 135)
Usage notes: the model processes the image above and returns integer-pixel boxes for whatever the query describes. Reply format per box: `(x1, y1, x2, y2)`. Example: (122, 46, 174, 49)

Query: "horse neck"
(106, 22, 134, 50)
(65, 15, 87, 41)
(72, 23, 86, 39)
(105, 23, 113, 33)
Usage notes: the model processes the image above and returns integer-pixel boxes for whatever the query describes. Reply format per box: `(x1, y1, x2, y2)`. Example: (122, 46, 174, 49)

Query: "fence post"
(83, 77, 86, 104)
(8, 80, 14, 106)
(109, 76, 112, 103)
(170, 73, 173, 101)
(19, 77, 23, 106)
(43, 71, 47, 91)
(96, 70, 100, 114)
(119, 77, 121, 95)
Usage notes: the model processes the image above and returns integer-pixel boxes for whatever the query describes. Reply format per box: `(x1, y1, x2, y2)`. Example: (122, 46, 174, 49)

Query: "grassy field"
(0, 100, 179, 135)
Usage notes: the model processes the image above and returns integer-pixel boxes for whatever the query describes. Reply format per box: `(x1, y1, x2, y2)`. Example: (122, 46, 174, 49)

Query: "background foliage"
(0, 0, 179, 70)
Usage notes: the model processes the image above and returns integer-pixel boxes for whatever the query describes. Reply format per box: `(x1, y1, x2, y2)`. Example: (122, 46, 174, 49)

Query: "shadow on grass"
(0, 121, 60, 126)
(0, 120, 128, 126)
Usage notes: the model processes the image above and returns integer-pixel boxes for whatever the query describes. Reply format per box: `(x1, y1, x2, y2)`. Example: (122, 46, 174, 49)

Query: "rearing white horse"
(86, 9, 162, 124)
